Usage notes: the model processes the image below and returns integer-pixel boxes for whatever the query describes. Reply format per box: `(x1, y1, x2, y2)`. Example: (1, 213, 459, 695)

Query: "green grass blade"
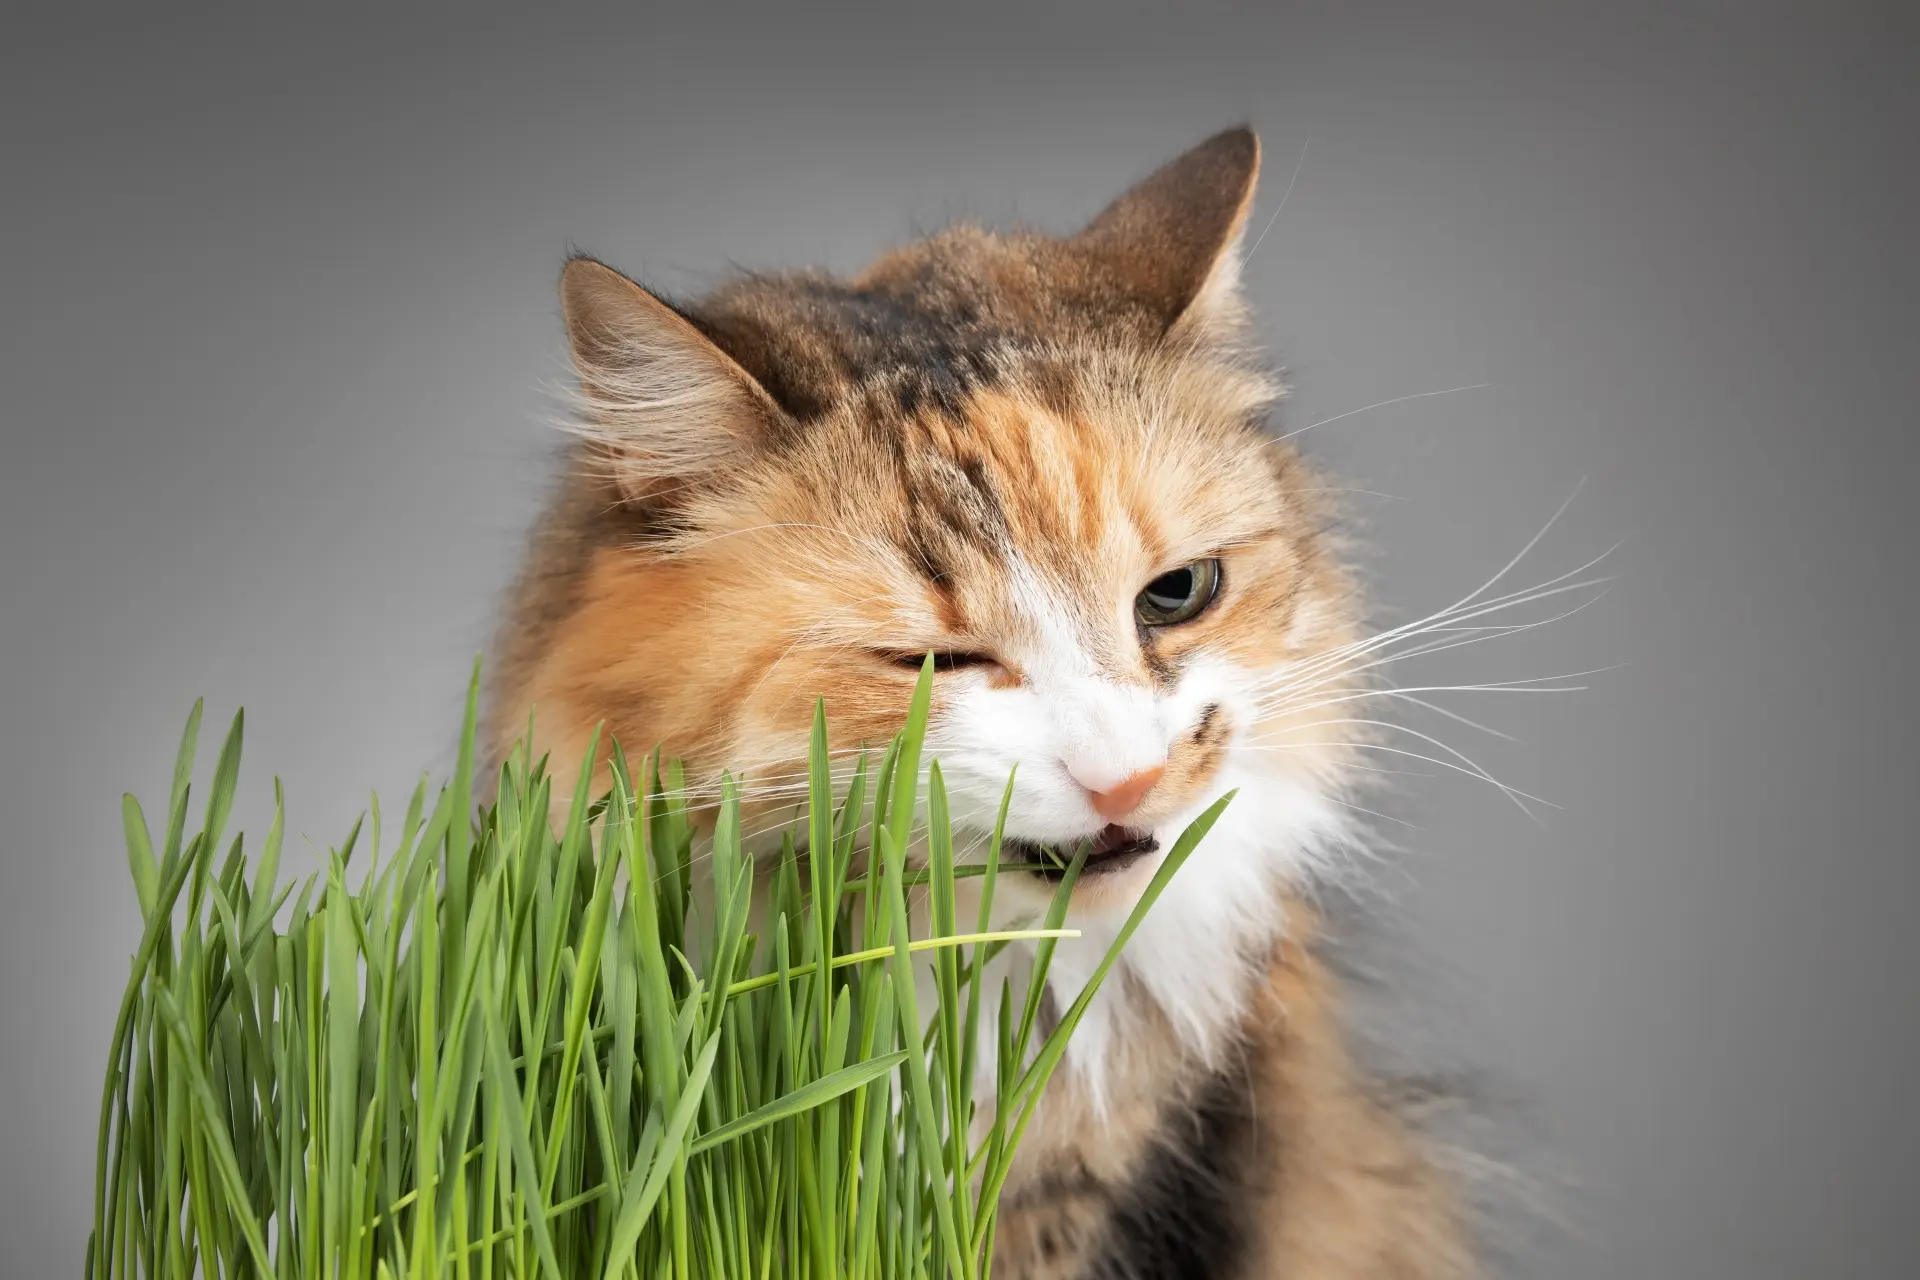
(479, 985, 566, 1280)
(689, 1051, 909, 1155)
(599, 1033, 721, 1280)
(122, 794, 159, 921)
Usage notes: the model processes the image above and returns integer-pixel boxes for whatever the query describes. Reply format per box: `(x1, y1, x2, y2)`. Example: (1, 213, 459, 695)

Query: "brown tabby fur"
(488, 127, 1474, 1278)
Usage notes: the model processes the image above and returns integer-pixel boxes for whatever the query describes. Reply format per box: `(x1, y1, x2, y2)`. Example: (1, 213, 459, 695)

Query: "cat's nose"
(1084, 765, 1166, 821)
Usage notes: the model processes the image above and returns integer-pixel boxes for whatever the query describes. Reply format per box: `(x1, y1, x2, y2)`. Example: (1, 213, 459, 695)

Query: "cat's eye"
(1135, 559, 1222, 627)
(883, 650, 999, 674)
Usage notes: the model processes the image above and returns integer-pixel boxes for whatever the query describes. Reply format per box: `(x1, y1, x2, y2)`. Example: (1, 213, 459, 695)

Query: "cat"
(488, 127, 1475, 1278)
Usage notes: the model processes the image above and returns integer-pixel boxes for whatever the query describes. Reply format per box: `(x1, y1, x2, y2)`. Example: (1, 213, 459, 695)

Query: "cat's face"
(498, 129, 1364, 916)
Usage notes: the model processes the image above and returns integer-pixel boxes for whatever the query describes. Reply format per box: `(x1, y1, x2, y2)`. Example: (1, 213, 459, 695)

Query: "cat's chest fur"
(992, 983, 1258, 1279)
(989, 904, 1474, 1280)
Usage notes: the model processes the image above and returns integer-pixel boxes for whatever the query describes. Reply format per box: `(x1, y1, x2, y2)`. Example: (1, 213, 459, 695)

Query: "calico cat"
(489, 127, 1475, 1278)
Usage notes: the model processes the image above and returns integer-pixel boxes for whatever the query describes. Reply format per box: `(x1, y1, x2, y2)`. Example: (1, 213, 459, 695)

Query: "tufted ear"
(1072, 126, 1263, 341)
(559, 256, 788, 502)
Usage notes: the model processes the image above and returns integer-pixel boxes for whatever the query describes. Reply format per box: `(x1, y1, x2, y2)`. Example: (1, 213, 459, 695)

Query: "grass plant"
(87, 657, 1229, 1278)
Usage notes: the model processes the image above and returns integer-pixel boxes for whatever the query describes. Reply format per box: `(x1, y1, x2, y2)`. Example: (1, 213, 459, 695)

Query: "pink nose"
(1087, 766, 1165, 821)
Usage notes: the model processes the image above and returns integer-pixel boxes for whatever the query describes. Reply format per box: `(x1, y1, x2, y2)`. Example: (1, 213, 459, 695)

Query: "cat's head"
(497, 127, 1364, 918)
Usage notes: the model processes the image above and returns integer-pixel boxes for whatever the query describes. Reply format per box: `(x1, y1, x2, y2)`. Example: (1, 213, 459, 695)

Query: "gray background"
(3, 2, 1915, 1274)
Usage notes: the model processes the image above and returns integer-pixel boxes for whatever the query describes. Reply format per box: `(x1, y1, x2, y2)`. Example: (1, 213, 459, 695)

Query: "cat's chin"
(1002, 824, 1161, 880)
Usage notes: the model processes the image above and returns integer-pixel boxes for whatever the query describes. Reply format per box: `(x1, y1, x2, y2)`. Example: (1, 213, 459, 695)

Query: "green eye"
(1135, 558, 1222, 626)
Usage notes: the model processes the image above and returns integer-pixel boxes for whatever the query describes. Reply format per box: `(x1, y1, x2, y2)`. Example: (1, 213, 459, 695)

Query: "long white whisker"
(1253, 516, 1615, 704)
(1249, 703, 1553, 813)
(1247, 576, 1613, 701)
(1313, 718, 1550, 814)
(1245, 138, 1310, 263)
(1452, 482, 1587, 612)
(1358, 597, 1611, 671)
(1245, 559, 1614, 697)
(1251, 598, 1614, 710)
(737, 611, 898, 708)
(1272, 383, 1490, 445)
(1377, 693, 1520, 742)
(1248, 736, 1552, 820)
(1316, 794, 1423, 830)
(1259, 675, 1601, 720)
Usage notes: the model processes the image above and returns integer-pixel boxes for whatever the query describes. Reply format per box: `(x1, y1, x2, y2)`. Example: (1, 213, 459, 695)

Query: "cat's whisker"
(1289, 559, 1616, 683)
(684, 742, 880, 785)
(1372, 693, 1520, 742)
(1245, 738, 1549, 820)
(1244, 137, 1310, 265)
(1452, 482, 1588, 612)
(1242, 570, 1608, 700)
(1251, 663, 1615, 723)
(1278, 757, 1441, 782)
(1254, 517, 1616, 699)
(1245, 576, 1613, 705)
(1263, 488, 1600, 689)
(1315, 794, 1423, 831)
(736, 614, 897, 708)
(1246, 692, 1558, 752)
(1269, 383, 1491, 445)
(1248, 720, 1552, 819)
(1288, 486, 1407, 502)
(635, 761, 875, 820)
(1327, 593, 1615, 684)
(1251, 676, 1600, 737)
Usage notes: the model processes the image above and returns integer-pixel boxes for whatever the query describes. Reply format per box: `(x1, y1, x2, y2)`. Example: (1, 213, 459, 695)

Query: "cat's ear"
(560, 256, 787, 502)
(1072, 126, 1262, 341)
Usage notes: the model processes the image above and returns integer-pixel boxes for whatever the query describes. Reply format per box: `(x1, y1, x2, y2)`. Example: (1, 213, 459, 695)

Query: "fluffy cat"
(490, 127, 1474, 1278)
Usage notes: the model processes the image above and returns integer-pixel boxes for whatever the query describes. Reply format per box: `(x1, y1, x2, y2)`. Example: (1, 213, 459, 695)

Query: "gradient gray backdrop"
(4, 2, 1915, 1274)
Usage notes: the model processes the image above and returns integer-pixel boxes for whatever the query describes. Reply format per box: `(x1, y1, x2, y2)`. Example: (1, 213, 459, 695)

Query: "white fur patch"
(919, 613, 1355, 1109)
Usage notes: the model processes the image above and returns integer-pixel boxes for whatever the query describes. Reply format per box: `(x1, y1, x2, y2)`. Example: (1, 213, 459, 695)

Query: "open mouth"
(1005, 824, 1161, 879)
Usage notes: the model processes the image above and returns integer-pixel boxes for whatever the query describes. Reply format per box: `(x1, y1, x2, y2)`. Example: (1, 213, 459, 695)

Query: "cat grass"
(86, 657, 1229, 1279)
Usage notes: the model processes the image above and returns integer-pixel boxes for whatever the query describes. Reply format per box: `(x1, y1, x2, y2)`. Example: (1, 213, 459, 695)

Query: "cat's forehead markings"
(935, 391, 1112, 554)
(889, 424, 1014, 602)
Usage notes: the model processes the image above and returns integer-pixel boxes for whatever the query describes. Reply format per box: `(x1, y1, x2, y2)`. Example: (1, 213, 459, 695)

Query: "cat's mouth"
(1004, 824, 1160, 879)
